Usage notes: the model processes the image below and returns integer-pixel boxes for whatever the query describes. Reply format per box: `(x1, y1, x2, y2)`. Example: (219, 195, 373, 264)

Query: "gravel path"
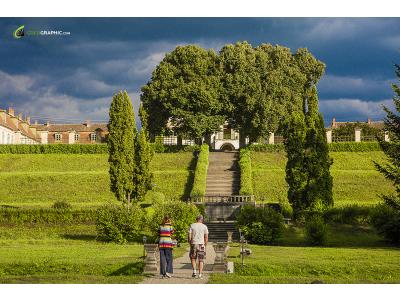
(141, 243, 216, 284)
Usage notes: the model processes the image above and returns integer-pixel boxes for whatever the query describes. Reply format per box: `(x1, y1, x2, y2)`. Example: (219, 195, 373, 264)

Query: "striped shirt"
(158, 223, 175, 249)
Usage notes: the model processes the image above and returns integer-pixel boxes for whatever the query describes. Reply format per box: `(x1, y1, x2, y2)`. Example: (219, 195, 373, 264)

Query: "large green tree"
(132, 104, 154, 201)
(219, 42, 324, 146)
(141, 45, 225, 144)
(108, 91, 136, 205)
(375, 64, 400, 209)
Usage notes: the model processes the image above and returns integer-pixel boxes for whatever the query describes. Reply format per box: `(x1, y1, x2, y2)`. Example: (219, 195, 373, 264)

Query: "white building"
(0, 108, 41, 144)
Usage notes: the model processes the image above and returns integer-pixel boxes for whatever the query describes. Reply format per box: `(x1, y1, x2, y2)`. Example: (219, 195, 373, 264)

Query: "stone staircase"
(205, 151, 240, 196)
(206, 221, 240, 242)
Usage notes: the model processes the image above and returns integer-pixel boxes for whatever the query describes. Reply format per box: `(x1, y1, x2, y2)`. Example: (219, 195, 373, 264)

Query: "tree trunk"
(239, 129, 246, 148)
(177, 135, 183, 146)
(127, 192, 131, 206)
(195, 137, 203, 145)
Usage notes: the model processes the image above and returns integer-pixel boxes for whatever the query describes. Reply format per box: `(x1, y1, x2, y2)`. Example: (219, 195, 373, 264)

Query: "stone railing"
(190, 195, 255, 203)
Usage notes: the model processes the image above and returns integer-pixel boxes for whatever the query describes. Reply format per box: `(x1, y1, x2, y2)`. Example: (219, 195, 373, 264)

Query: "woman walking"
(158, 215, 175, 278)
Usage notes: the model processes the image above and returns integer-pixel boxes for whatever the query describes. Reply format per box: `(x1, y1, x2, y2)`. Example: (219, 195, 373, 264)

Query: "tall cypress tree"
(375, 64, 400, 210)
(108, 91, 136, 205)
(303, 87, 333, 211)
(284, 110, 308, 216)
(284, 87, 333, 218)
(132, 103, 154, 201)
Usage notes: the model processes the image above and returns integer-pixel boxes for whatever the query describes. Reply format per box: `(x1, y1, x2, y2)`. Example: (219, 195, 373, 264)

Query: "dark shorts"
(189, 244, 206, 262)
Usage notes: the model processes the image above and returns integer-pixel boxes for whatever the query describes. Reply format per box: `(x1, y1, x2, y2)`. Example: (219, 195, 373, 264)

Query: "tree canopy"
(141, 41, 325, 144)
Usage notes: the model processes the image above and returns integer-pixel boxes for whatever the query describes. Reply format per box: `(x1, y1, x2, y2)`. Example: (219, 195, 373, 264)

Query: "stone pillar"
(68, 131, 75, 144)
(143, 244, 158, 273)
(355, 128, 361, 142)
(384, 131, 390, 142)
(227, 231, 233, 243)
(326, 129, 332, 144)
(213, 242, 228, 272)
(268, 132, 275, 144)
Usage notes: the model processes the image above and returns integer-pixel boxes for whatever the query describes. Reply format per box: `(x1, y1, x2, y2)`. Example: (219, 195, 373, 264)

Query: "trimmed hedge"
(0, 143, 199, 154)
(190, 144, 209, 198)
(239, 149, 253, 195)
(246, 142, 381, 152)
(327, 142, 381, 152)
(0, 207, 97, 224)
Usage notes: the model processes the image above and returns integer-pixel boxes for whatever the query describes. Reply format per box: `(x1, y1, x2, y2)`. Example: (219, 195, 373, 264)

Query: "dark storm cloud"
(0, 18, 399, 123)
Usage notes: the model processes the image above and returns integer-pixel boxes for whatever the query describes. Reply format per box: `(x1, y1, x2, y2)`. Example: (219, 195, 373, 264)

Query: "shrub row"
(190, 144, 209, 198)
(0, 143, 199, 154)
(0, 207, 97, 224)
(323, 205, 373, 225)
(247, 142, 381, 152)
(328, 142, 381, 152)
(239, 149, 254, 195)
(96, 201, 200, 244)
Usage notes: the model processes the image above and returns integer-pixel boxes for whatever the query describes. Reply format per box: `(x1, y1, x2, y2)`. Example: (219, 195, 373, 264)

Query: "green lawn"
(251, 151, 395, 206)
(0, 224, 145, 283)
(0, 153, 195, 207)
(210, 224, 400, 284)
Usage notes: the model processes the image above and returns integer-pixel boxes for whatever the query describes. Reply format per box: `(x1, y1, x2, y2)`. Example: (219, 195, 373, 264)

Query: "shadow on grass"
(182, 152, 197, 201)
(108, 262, 144, 276)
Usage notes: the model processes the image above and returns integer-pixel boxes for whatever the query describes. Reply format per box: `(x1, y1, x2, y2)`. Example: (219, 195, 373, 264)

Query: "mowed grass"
(210, 224, 400, 284)
(0, 224, 145, 283)
(0, 153, 195, 207)
(251, 151, 396, 206)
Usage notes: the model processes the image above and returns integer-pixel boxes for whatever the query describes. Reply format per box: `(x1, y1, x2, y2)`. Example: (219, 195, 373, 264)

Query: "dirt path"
(141, 243, 216, 284)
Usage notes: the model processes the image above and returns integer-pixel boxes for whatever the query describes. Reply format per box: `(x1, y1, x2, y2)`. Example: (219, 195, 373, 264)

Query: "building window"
(55, 133, 62, 141)
(74, 133, 80, 141)
(90, 133, 97, 142)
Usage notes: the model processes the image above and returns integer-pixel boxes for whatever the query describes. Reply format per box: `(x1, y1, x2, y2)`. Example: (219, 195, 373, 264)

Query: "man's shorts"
(189, 244, 206, 262)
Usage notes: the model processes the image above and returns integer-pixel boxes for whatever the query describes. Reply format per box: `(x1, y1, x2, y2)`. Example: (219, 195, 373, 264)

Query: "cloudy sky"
(0, 18, 399, 125)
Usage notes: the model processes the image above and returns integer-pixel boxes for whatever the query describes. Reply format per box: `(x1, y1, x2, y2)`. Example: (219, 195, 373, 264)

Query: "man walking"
(188, 215, 209, 279)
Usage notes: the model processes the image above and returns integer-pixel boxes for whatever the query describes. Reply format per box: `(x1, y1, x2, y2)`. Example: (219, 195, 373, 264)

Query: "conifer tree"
(108, 91, 136, 205)
(303, 86, 333, 211)
(284, 87, 333, 218)
(132, 103, 154, 201)
(375, 64, 400, 209)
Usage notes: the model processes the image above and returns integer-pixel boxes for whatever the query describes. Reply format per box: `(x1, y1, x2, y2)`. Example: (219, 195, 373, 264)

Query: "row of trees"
(108, 91, 153, 205)
(141, 42, 325, 146)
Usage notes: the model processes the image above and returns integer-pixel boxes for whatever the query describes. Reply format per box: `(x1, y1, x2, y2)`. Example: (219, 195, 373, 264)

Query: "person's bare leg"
(191, 258, 196, 270)
(198, 261, 203, 275)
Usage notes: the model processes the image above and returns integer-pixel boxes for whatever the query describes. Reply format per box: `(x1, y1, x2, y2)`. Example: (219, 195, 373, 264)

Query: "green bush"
(239, 149, 253, 195)
(52, 200, 72, 210)
(305, 215, 328, 246)
(0, 207, 97, 224)
(190, 144, 209, 198)
(323, 205, 373, 225)
(96, 204, 144, 244)
(247, 144, 285, 152)
(371, 203, 400, 245)
(237, 205, 284, 245)
(0, 144, 108, 154)
(246, 142, 381, 153)
(150, 201, 200, 243)
(0, 143, 199, 154)
(328, 142, 381, 152)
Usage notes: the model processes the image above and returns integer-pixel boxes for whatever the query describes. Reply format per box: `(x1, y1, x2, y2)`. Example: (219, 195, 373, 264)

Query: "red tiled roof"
(32, 123, 108, 132)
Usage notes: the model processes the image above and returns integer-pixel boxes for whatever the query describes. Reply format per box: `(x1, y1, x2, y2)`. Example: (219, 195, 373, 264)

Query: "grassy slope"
(251, 151, 396, 206)
(210, 224, 400, 284)
(0, 153, 194, 207)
